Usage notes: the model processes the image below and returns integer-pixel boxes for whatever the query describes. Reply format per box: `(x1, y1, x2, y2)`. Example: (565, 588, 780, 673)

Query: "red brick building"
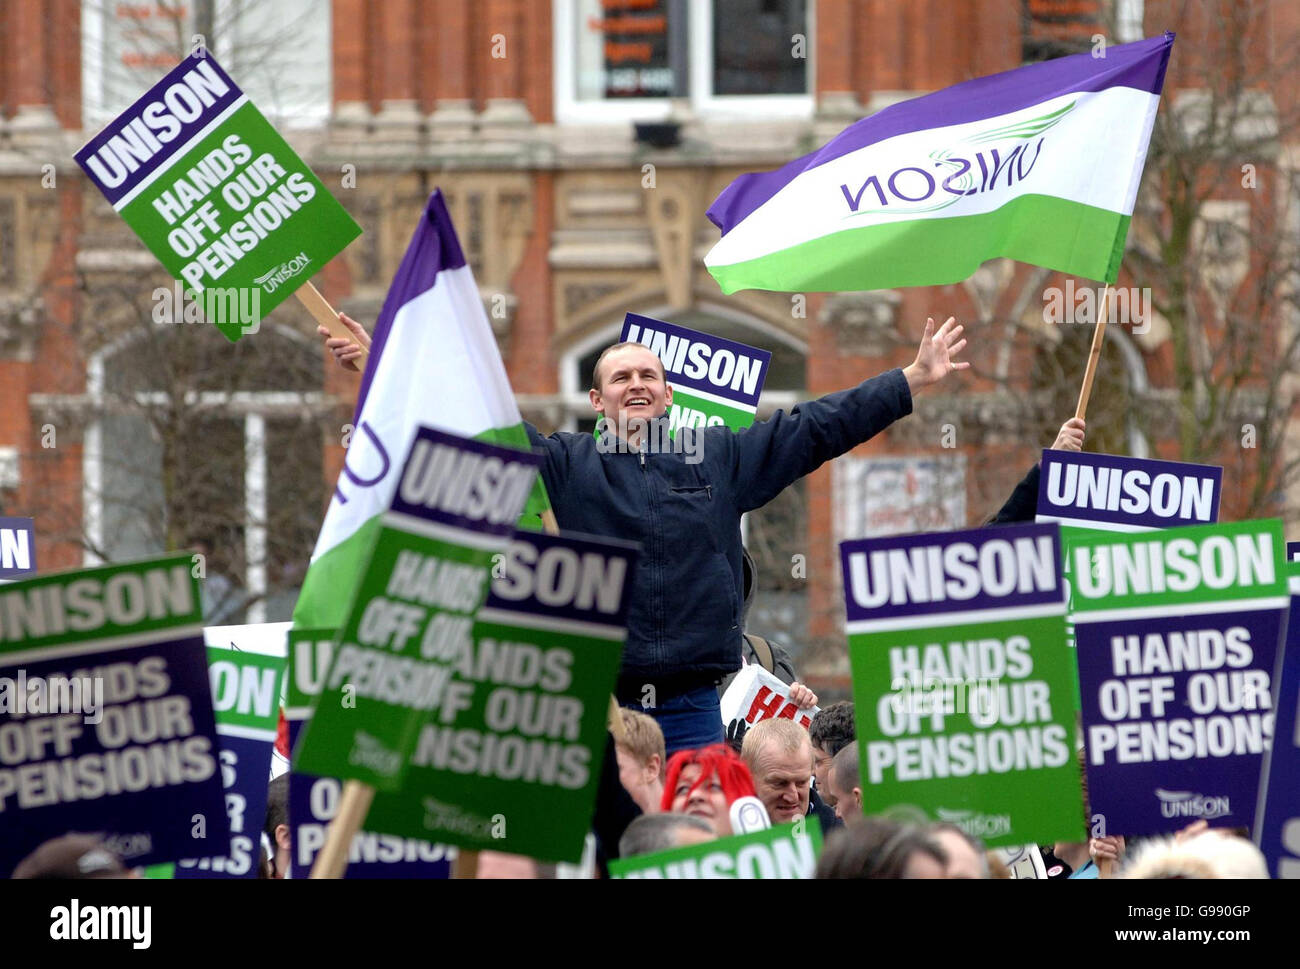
(0, 0, 1295, 685)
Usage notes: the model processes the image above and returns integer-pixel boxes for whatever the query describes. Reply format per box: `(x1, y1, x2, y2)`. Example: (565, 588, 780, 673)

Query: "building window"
(84, 324, 327, 624)
(555, 0, 812, 123)
(81, 0, 330, 131)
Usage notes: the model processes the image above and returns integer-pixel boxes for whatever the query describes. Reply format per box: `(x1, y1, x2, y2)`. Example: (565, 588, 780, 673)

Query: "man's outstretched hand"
(319, 312, 372, 372)
(903, 317, 969, 395)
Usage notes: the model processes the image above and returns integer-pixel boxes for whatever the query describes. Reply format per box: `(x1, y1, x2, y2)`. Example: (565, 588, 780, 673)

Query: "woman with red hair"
(660, 744, 766, 837)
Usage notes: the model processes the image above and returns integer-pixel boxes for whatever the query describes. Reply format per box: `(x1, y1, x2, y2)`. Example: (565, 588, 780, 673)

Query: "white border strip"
(216, 723, 278, 742)
(113, 94, 251, 211)
(0, 624, 205, 666)
(669, 383, 759, 413)
(1038, 514, 1158, 533)
(380, 511, 508, 551)
(283, 706, 314, 721)
(1072, 595, 1291, 625)
(475, 607, 626, 641)
(846, 601, 1066, 635)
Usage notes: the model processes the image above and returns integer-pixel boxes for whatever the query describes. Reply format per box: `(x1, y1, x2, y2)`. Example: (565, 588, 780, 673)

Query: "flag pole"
(1073, 283, 1112, 420)
(295, 281, 370, 361)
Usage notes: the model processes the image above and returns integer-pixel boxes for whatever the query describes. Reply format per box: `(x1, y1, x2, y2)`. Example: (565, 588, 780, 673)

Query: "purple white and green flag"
(293, 191, 547, 631)
(705, 33, 1174, 293)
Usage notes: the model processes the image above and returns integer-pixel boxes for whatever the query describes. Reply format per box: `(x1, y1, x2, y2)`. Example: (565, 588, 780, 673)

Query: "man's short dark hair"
(265, 773, 289, 840)
(618, 813, 713, 858)
(815, 819, 948, 879)
(831, 741, 860, 793)
(809, 701, 855, 757)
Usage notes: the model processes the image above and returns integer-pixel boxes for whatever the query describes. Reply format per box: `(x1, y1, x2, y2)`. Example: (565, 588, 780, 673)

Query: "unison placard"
(621, 313, 771, 432)
(840, 522, 1084, 847)
(74, 51, 361, 341)
(147, 644, 285, 879)
(1037, 450, 1222, 532)
(286, 628, 452, 879)
(1071, 520, 1289, 835)
(0, 517, 36, 581)
(610, 819, 822, 879)
(293, 426, 540, 791)
(0, 556, 228, 875)
(361, 529, 638, 863)
(1254, 562, 1300, 877)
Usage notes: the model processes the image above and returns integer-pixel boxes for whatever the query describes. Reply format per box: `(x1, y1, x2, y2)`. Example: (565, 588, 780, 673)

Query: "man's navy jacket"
(525, 368, 913, 700)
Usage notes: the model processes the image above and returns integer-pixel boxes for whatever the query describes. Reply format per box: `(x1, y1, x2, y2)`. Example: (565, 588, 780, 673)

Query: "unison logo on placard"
(421, 797, 495, 839)
(936, 807, 1012, 839)
(348, 730, 403, 777)
(254, 251, 311, 293)
(1155, 789, 1231, 820)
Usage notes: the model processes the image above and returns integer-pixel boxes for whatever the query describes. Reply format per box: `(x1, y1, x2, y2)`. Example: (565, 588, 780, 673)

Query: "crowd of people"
(9, 697, 1270, 880)
(5, 316, 1272, 881)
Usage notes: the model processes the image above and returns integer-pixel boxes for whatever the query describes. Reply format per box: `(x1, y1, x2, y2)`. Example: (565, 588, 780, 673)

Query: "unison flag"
(293, 191, 547, 630)
(705, 33, 1174, 294)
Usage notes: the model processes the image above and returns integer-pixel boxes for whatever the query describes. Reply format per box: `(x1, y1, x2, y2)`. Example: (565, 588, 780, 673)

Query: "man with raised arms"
(323, 312, 968, 752)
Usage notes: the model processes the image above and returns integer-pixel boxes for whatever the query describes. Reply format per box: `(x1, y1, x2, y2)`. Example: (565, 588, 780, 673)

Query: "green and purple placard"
(621, 313, 770, 432)
(286, 628, 453, 878)
(1255, 561, 1300, 878)
(147, 643, 285, 879)
(74, 51, 361, 341)
(610, 819, 822, 879)
(840, 522, 1084, 847)
(0, 517, 36, 581)
(1072, 519, 1289, 835)
(361, 528, 637, 863)
(0, 555, 228, 875)
(293, 426, 540, 791)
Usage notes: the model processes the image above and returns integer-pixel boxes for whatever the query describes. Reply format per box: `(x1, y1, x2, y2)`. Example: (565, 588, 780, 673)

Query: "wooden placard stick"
(1073, 283, 1112, 421)
(295, 281, 369, 362)
(308, 779, 375, 879)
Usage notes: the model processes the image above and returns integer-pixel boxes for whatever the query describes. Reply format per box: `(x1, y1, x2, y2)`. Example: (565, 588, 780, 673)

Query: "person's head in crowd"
(828, 742, 864, 825)
(1123, 830, 1268, 879)
(741, 718, 813, 824)
(264, 773, 291, 879)
(661, 743, 760, 837)
(619, 813, 716, 858)
(12, 834, 137, 879)
(816, 819, 949, 879)
(808, 701, 855, 800)
(615, 709, 665, 815)
(589, 341, 671, 430)
(929, 823, 989, 879)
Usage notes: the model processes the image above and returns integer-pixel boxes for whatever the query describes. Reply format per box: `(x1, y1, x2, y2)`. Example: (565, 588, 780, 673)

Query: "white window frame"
(83, 325, 325, 624)
(553, 0, 815, 124)
(688, 0, 815, 119)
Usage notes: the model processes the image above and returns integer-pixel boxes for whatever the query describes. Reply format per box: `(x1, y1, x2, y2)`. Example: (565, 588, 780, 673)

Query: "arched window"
(84, 323, 327, 624)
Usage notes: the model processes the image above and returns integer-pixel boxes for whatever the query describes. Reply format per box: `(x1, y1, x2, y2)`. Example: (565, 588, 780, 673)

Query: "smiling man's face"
(589, 344, 672, 431)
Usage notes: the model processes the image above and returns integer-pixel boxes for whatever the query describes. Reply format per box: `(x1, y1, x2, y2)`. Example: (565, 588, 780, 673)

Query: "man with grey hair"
(618, 812, 716, 858)
(829, 742, 864, 826)
(742, 718, 814, 825)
